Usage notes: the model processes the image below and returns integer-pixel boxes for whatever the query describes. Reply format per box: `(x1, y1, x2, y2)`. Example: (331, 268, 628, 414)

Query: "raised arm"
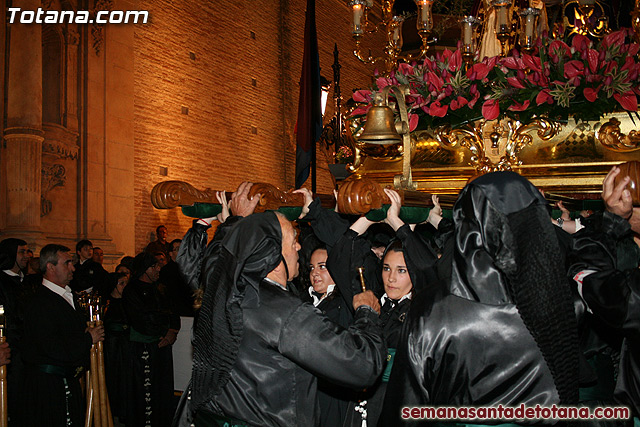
(279, 301, 386, 389)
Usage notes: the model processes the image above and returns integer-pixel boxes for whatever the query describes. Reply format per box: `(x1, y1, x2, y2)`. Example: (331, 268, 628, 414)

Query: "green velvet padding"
(180, 203, 303, 221)
(181, 203, 222, 219)
(276, 207, 303, 221)
(366, 205, 431, 223)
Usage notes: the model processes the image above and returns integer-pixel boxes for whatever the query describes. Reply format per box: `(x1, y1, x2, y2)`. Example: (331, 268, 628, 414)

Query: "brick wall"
(133, 0, 385, 252)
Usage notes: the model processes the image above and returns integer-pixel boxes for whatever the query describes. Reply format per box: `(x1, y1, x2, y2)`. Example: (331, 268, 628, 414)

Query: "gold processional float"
(151, 0, 640, 219)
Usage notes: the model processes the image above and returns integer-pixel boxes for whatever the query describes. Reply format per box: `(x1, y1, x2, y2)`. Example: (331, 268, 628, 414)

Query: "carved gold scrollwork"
(337, 177, 389, 215)
(498, 117, 562, 169)
(150, 181, 305, 212)
(596, 117, 640, 152)
(150, 181, 217, 209)
(248, 184, 304, 212)
(435, 122, 494, 174)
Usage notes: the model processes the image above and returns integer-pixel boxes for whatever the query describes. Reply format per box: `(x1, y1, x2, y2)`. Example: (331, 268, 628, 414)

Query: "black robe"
(0, 271, 26, 425)
(329, 222, 438, 427)
(568, 210, 640, 417)
(103, 295, 131, 422)
(70, 259, 109, 295)
(20, 284, 93, 427)
(195, 280, 386, 427)
(380, 172, 580, 425)
(123, 278, 180, 427)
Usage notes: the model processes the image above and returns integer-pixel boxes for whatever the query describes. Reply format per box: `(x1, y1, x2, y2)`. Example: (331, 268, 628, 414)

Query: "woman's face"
(382, 250, 412, 300)
(116, 265, 131, 281)
(309, 249, 334, 295)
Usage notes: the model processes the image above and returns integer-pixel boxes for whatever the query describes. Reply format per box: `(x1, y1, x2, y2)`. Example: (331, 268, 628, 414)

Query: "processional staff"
(78, 293, 112, 427)
(0, 306, 7, 427)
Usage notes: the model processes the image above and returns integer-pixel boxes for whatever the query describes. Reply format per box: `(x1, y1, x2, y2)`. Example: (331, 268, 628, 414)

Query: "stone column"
(2, 0, 44, 243)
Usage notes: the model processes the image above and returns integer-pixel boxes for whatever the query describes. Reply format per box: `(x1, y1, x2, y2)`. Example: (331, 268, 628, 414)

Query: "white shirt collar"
(263, 277, 287, 291)
(380, 292, 412, 308)
(308, 284, 336, 307)
(2, 269, 23, 281)
(42, 278, 75, 309)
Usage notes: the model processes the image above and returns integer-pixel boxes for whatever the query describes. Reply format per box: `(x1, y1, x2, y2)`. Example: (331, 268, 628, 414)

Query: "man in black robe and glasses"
(174, 210, 386, 427)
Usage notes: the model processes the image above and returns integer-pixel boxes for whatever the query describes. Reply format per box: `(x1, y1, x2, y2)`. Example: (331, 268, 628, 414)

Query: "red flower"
(522, 54, 541, 72)
(571, 34, 591, 53)
(351, 105, 371, 116)
(508, 100, 530, 111)
(564, 60, 585, 80)
(602, 30, 626, 50)
(450, 96, 469, 111)
(398, 63, 414, 75)
(586, 49, 599, 73)
(468, 91, 481, 108)
(482, 99, 500, 120)
(448, 50, 462, 72)
(507, 77, 526, 89)
(548, 40, 570, 63)
(353, 90, 372, 103)
(408, 113, 419, 131)
(427, 72, 444, 92)
(429, 101, 448, 117)
(501, 56, 522, 70)
(614, 91, 638, 111)
(466, 63, 490, 81)
(583, 86, 601, 102)
(536, 89, 553, 105)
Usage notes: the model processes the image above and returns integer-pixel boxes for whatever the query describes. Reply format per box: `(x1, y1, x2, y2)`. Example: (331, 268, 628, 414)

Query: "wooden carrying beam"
(150, 177, 438, 218)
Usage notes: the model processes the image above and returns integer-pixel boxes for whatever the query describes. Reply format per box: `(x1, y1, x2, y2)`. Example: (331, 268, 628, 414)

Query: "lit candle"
(525, 13, 534, 38)
(496, 6, 508, 33)
(463, 21, 473, 45)
(353, 4, 364, 34)
(417, 0, 432, 31)
(393, 25, 402, 47)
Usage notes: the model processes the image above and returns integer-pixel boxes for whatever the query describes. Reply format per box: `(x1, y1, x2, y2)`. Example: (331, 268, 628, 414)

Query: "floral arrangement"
(351, 28, 640, 131)
(335, 145, 354, 164)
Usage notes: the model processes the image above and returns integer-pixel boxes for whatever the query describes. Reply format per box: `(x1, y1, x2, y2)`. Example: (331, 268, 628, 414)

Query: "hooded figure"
(178, 211, 386, 427)
(381, 171, 580, 424)
(122, 251, 179, 427)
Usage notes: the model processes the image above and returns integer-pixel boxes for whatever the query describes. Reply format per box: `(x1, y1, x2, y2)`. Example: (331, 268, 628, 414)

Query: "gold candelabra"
(561, 0, 610, 39)
(348, 0, 434, 74)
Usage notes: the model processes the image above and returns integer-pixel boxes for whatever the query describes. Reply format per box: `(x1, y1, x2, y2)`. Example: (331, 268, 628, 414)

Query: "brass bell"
(358, 104, 402, 144)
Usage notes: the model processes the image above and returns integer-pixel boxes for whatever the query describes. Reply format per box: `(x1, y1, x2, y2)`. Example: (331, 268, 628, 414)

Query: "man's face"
(169, 242, 180, 262)
(48, 251, 75, 287)
(92, 248, 104, 264)
(15, 245, 29, 270)
(144, 263, 161, 283)
(157, 227, 168, 242)
(279, 217, 301, 281)
(78, 244, 93, 261)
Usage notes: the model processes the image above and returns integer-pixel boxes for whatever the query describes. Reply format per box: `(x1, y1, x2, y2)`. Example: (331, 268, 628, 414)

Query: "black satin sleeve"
(279, 304, 386, 389)
(176, 219, 212, 292)
(177, 216, 243, 292)
(327, 229, 384, 312)
(568, 210, 639, 330)
(306, 198, 351, 250)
